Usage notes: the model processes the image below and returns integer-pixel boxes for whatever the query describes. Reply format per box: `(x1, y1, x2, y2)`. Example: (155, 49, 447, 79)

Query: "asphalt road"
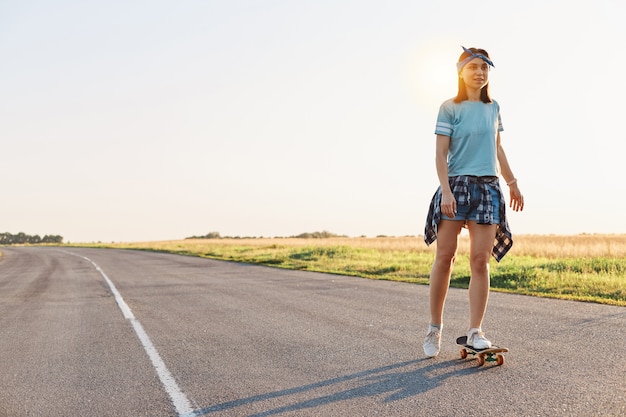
(0, 246, 624, 417)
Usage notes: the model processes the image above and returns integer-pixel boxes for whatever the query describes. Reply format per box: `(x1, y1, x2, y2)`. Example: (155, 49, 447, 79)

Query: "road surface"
(0, 246, 624, 416)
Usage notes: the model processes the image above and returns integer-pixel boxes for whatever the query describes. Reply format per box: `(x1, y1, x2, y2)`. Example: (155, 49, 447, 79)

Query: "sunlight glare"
(410, 46, 458, 110)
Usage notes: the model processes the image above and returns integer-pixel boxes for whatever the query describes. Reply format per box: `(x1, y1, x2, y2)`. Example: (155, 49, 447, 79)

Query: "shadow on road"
(189, 357, 485, 416)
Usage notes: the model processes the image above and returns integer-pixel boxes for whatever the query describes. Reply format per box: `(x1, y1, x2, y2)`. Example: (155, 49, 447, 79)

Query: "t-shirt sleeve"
(495, 100, 504, 132)
(434, 101, 454, 137)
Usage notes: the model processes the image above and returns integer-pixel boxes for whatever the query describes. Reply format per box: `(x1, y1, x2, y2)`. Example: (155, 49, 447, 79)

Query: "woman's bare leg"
(429, 220, 464, 325)
(466, 221, 498, 329)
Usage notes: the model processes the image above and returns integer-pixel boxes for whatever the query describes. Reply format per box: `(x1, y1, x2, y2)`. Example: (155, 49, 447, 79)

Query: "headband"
(456, 46, 495, 73)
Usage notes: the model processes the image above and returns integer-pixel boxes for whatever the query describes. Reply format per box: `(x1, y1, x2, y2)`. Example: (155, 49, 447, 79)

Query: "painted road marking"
(67, 252, 196, 416)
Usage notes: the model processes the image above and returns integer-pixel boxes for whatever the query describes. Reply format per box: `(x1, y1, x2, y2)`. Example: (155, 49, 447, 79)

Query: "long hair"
(454, 47, 492, 104)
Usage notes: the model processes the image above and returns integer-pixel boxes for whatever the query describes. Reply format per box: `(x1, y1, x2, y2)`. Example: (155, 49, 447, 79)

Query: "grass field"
(74, 234, 626, 307)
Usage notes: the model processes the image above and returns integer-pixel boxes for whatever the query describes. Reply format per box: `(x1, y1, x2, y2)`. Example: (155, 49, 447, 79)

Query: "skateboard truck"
(456, 336, 508, 366)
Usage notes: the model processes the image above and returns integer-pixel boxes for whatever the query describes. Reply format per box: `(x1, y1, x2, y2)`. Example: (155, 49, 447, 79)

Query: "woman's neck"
(466, 87, 481, 102)
(466, 92, 481, 101)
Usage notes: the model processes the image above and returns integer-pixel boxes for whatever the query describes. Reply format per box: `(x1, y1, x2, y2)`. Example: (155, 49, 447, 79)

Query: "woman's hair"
(454, 47, 492, 104)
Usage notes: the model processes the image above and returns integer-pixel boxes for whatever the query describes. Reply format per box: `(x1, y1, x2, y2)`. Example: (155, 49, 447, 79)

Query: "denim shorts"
(441, 180, 501, 224)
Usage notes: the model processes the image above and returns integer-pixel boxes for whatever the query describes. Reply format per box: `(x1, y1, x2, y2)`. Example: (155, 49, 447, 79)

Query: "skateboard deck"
(456, 336, 508, 366)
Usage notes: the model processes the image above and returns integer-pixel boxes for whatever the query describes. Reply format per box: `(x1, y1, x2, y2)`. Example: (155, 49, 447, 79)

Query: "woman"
(422, 46, 524, 357)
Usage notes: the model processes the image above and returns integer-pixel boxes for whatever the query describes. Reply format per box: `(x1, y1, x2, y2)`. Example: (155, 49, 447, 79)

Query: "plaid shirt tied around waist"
(424, 175, 513, 262)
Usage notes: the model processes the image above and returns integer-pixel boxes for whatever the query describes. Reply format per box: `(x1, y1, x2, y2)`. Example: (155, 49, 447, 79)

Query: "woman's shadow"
(187, 357, 483, 416)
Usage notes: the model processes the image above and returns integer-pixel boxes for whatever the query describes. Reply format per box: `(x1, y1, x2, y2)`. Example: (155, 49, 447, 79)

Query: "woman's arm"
(496, 132, 524, 212)
(435, 134, 456, 217)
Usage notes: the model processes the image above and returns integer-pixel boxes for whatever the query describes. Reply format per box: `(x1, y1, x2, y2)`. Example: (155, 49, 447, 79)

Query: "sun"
(409, 45, 458, 110)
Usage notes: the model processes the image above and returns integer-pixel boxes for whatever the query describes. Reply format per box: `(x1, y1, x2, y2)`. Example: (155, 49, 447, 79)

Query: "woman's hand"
(440, 190, 457, 218)
(509, 183, 524, 212)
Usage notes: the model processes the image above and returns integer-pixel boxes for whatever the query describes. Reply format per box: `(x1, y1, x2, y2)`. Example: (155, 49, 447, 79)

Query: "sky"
(1, 0, 625, 243)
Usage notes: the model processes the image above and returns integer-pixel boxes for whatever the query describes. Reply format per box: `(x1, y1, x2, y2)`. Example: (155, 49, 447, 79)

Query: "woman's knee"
(470, 252, 491, 273)
(435, 250, 457, 267)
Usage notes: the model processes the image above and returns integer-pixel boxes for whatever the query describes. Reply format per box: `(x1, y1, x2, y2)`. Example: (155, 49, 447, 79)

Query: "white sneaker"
(467, 328, 491, 349)
(423, 326, 441, 357)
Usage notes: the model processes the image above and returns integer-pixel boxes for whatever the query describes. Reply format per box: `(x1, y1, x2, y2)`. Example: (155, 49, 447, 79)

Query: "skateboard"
(456, 336, 508, 366)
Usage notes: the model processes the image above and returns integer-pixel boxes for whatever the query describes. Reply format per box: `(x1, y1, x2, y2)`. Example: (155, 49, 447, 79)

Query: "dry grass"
(501, 234, 626, 258)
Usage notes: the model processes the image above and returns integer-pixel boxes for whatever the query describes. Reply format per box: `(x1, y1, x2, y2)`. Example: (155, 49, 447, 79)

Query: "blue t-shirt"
(434, 99, 503, 177)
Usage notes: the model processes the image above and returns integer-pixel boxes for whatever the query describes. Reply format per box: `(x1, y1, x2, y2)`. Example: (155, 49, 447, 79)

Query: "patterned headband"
(456, 46, 495, 73)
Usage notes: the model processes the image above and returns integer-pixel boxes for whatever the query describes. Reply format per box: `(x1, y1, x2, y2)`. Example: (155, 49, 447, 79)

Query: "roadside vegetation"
(72, 233, 626, 307)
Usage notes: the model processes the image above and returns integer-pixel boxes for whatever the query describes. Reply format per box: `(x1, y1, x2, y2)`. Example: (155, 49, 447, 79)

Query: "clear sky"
(1, 0, 624, 242)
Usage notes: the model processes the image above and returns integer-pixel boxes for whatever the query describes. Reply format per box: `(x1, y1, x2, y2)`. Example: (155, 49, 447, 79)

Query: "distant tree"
(0, 233, 12, 244)
(15, 232, 27, 244)
(185, 231, 222, 239)
(28, 234, 41, 244)
(42, 235, 63, 243)
(292, 231, 347, 239)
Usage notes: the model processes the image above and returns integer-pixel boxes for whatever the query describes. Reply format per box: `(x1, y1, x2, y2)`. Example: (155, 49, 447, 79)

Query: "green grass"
(68, 238, 626, 307)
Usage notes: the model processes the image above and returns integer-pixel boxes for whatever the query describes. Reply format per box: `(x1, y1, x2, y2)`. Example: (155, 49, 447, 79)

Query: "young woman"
(422, 46, 524, 357)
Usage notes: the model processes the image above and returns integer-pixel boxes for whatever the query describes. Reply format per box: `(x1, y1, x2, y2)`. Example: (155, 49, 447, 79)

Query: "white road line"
(67, 252, 196, 416)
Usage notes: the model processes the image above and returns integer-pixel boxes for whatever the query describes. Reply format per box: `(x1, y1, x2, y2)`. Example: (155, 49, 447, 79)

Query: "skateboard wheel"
(496, 354, 504, 366)
(460, 348, 468, 359)
(477, 353, 486, 366)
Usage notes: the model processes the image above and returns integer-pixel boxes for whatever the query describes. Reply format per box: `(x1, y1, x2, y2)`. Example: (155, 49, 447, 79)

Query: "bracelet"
(506, 178, 518, 186)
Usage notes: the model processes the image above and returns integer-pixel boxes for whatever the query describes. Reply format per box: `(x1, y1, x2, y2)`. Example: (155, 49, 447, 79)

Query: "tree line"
(0, 232, 63, 244)
(186, 231, 347, 240)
